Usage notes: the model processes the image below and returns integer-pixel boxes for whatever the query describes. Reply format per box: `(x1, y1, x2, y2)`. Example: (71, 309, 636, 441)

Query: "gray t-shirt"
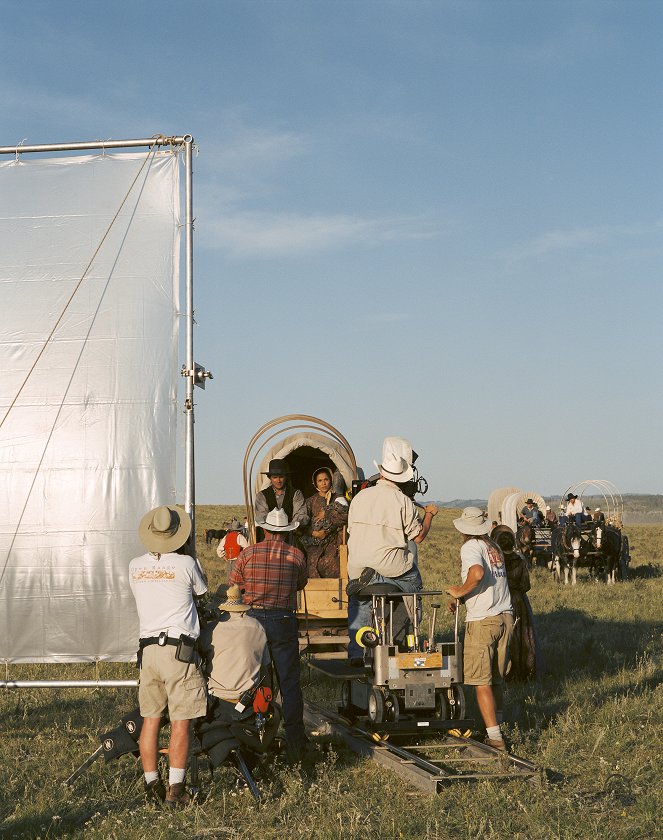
(460, 538, 512, 622)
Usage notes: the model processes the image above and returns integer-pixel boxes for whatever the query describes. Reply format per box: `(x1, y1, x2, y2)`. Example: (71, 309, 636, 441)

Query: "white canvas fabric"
(0, 150, 182, 662)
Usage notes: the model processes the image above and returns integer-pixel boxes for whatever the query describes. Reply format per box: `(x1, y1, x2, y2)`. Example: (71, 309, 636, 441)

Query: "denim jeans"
(248, 608, 305, 752)
(347, 565, 423, 659)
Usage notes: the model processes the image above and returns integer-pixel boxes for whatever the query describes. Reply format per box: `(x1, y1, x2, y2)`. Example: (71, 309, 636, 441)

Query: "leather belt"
(139, 636, 180, 648)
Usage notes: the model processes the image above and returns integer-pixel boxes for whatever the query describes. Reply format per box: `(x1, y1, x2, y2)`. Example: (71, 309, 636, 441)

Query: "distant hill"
(431, 494, 663, 524)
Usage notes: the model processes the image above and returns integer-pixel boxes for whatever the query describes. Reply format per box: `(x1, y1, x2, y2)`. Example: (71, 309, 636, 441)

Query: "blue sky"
(2, 0, 661, 503)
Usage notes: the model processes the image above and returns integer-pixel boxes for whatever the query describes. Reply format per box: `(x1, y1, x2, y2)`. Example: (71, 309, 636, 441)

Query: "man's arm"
(292, 490, 309, 528)
(254, 491, 268, 523)
(447, 563, 484, 600)
(413, 504, 438, 544)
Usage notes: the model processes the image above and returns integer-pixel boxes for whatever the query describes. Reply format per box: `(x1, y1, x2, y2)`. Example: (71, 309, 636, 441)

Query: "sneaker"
(165, 782, 192, 808)
(484, 737, 508, 752)
(144, 777, 166, 803)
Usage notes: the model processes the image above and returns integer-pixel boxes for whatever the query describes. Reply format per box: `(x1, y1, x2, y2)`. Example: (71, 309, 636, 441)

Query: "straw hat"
(217, 584, 250, 613)
(257, 508, 299, 532)
(138, 505, 191, 553)
(453, 506, 491, 536)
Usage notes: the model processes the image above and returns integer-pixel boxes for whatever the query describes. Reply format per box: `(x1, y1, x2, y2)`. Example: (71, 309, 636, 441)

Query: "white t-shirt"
(129, 551, 208, 639)
(566, 499, 583, 516)
(460, 538, 512, 622)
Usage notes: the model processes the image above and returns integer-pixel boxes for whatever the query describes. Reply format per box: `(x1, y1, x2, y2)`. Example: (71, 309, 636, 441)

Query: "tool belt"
(137, 634, 197, 668)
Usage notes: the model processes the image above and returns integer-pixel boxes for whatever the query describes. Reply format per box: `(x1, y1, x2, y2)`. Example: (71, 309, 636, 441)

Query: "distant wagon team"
(128, 421, 628, 803)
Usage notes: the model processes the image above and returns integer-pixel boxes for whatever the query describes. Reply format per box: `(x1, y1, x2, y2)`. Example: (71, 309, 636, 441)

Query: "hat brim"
(258, 520, 299, 532)
(453, 517, 492, 536)
(219, 603, 251, 612)
(138, 505, 191, 553)
(377, 462, 414, 484)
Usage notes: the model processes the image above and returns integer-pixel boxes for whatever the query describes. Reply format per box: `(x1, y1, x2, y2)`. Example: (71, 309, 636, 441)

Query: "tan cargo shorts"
(139, 644, 207, 720)
(463, 612, 514, 686)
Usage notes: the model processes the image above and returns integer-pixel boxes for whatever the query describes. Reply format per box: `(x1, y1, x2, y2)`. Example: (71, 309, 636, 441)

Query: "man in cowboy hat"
(254, 459, 309, 537)
(565, 493, 583, 527)
(200, 585, 270, 705)
(520, 498, 542, 527)
(229, 508, 309, 763)
(129, 505, 208, 807)
(345, 437, 438, 665)
(447, 507, 513, 751)
(216, 518, 249, 580)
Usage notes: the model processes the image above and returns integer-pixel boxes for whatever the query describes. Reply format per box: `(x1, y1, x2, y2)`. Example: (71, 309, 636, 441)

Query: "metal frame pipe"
(0, 136, 191, 155)
(0, 680, 139, 688)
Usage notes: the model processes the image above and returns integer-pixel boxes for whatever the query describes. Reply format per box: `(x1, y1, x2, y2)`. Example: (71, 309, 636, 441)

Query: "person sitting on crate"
(544, 505, 558, 528)
(195, 585, 279, 772)
(346, 438, 438, 667)
(447, 507, 513, 752)
(301, 466, 349, 577)
(229, 508, 309, 764)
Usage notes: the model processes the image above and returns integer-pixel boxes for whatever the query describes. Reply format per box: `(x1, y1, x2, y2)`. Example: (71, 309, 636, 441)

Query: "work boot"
(484, 737, 508, 752)
(165, 782, 192, 808)
(144, 777, 166, 804)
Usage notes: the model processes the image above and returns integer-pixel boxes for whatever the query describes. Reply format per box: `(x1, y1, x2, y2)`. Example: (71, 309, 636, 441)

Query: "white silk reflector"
(0, 151, 181, 662)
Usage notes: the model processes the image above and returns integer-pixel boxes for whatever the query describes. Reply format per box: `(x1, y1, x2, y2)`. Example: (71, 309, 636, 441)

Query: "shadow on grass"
(627, 563, 662, 579)
(0, 795, 145, 839)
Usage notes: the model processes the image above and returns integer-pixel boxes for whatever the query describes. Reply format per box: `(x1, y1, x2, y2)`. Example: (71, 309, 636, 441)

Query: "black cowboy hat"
(262, 459, 289, 477)
(566, 493, 578, 501)
(525, 498, 535, 505)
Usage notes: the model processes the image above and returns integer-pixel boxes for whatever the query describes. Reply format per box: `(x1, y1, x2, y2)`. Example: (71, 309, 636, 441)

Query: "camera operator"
(346, 437, 438, 666)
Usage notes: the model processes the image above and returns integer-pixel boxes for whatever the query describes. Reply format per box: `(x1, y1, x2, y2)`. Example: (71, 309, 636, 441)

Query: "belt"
(249, 605, 295, 613)
(139, 636, 180, 648)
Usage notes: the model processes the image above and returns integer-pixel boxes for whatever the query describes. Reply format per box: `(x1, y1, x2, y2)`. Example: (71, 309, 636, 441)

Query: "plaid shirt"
(229, 539, 308, 611)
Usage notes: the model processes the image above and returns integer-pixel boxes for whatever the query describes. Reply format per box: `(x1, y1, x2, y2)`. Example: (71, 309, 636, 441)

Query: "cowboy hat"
(228, 518, 242, 531)
(525, 498, 535, 505)
(139, 505, 191, 553)
(257, 507, 299, 532)
(566, 493, 578, 501)
(262, 459, 289, 477)
(376, 452, 414, 484)
(453, 506, 491, 536)
(216, 583, 250, 613)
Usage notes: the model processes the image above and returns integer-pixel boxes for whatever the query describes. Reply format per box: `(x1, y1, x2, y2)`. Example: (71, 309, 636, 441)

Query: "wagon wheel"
(367, 688, 385, 724)
(619, 537, 630, 581)
(435, 685, 466, 721)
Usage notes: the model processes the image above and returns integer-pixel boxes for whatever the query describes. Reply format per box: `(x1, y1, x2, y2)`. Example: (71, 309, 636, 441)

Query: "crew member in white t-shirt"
(129, 505, 208, 808)
(447, 507, 513, 752)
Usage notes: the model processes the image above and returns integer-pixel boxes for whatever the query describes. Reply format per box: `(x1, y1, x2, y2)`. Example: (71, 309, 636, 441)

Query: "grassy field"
(1, 507, 661, 839)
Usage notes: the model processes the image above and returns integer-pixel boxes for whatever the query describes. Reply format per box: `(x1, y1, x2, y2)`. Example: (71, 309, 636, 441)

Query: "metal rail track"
(304, 700, 541, 793)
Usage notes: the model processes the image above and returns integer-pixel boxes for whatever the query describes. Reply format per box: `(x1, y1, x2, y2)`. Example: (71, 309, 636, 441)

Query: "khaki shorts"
(463, 613, 514, 686)
(139, 644, 207, 721)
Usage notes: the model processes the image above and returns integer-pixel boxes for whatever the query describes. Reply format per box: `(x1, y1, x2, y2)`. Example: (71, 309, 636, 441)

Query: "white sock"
(486, 725, 503, 741)
(169, 768, 186, 786)
(144, 770, 159, 785)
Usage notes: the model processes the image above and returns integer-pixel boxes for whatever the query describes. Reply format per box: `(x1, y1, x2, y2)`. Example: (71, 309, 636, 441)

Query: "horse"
(205, 528, 227, 546)
(516, 522, 536, 567)
(590, 522, 623, 584)
(551, 523, 597, 585)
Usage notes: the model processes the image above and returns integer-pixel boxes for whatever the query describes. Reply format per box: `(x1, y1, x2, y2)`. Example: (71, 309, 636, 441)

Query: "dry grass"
(0, 508, 661, 839)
